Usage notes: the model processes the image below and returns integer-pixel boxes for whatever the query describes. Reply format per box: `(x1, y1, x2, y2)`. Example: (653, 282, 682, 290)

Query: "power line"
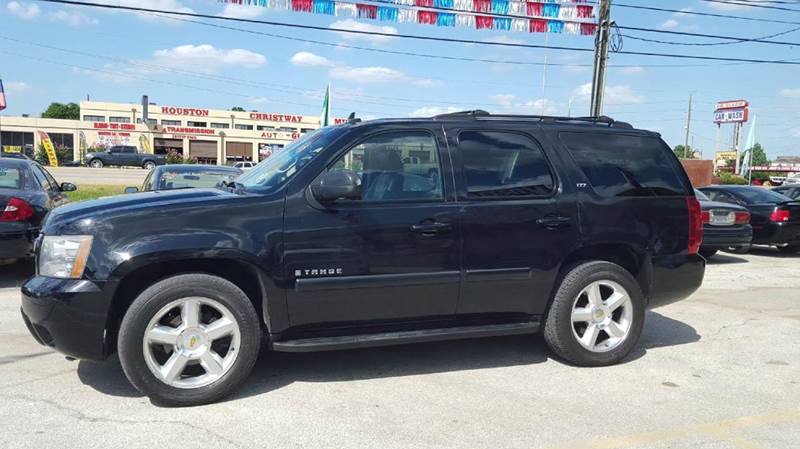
(700, 0, 800, 12)
(617, 25, 800, 47)
(33, 0, 800, 66)
(615, 2, 800, 26)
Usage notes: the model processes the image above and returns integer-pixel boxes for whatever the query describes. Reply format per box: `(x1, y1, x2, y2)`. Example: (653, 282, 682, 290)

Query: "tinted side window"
(328, 131, 442, 202)
(560, 132, 687, 198)
(124, 147, 137, 154)
(458, 131, 554, 198)
(30, 165, 52, 190)
(40, 167, 60, 190)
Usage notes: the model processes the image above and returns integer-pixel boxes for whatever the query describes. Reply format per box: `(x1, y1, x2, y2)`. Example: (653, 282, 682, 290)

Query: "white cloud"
(329, 66, 407, 83)
(620, 66, 644, 75)
(4, 81, 30, 98)
(153, 44, 266, 70)
(50, 9, 98, 26)
(330, 19, 398, 43)
(780, 88, 800, 98)
(572, 83, 645, 105)
(219, 3, 265, 19)
(290, 52, 334, 68)
(661, 19, 679, 29)
(7, 1, 40, 20)
(247, 96, 269, 105)
(482, 36, 526, 46)
(409, 106, 460, 117)
(791, 128, 800, 138)
(489, 94, 558, 115)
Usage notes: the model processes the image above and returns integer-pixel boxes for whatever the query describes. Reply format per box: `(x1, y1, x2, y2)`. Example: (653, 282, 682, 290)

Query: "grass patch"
(65, 184, 126, 202)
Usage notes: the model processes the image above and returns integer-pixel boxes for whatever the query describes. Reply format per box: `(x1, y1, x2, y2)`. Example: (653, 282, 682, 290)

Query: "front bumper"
(20, 276, 112, 361)
(753, 221, 800, 246)
(701, 224, 753, 249)
(0, 230, 36, 259)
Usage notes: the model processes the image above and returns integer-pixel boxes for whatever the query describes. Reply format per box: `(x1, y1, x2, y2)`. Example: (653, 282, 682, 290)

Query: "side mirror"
(124, 186, 139, 194)
(312, 170, 362, 203)
(60, 182, 77, 192)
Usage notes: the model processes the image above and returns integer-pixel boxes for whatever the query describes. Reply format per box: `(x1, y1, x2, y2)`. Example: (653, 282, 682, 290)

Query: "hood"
(42, 187, 238, 235)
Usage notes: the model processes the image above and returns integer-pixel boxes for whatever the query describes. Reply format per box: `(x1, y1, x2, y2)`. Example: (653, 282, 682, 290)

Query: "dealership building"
(0, 100, 343, 165)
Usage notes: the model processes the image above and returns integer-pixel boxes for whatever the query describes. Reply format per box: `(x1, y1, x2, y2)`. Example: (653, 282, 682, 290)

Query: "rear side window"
(560, 132, 687, 197)
(0, 167, 22, 189)
(458, 131, 554, 198)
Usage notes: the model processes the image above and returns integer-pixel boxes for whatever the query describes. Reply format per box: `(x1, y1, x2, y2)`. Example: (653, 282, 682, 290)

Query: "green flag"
(320, 83, 332, 127)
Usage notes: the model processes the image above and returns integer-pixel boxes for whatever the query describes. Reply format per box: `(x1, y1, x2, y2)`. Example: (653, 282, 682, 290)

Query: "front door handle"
(536, 216, 571, 229)
(411, 222, 452, 236)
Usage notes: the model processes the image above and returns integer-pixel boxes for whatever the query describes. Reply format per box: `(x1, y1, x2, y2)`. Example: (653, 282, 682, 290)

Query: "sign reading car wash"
(714, 99, 749, 124)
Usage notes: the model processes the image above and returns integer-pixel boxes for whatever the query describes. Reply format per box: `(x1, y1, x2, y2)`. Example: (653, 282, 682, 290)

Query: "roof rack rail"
(432, 110, 633, 129)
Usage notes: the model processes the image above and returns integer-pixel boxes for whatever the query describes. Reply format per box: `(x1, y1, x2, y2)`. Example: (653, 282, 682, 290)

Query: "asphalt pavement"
(0, 248, 798, 449)
(48, 167, 148, 186)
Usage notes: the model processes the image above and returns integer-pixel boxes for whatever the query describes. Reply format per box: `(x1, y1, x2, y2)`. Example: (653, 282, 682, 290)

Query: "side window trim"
(453, 128, 558, 202)
(318, 128, 447, 206)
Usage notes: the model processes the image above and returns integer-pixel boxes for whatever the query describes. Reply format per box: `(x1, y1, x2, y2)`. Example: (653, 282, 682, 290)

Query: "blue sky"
(2, 0, 800, 157)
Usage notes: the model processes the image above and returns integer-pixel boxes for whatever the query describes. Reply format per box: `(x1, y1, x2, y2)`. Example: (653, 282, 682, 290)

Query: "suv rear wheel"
(143, 161, 156, 170)
(544, 261, 645, 367)
(90, 159, 103, 168)
(118, 274, 262, 406)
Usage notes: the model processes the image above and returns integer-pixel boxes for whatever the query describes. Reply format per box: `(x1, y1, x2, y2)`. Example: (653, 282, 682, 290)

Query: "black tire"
(143, 161, 156, 170)
(699, 248, 718, 259)
(118, 274, 262, 407)
(543, 261, 645, 367)
(90, 159, 103, 168)
(777, 245, 800, 254)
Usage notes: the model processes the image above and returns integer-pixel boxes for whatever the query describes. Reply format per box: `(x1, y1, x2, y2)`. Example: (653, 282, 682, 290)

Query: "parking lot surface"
(1, 249, 798, 449)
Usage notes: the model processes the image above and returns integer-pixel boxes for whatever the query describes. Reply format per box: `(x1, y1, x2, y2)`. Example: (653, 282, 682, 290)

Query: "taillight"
(687, 197, 703, 255)
(701, 211, 710, 224)
(770, 209, 790, 223)
(734, 211, 751, 225)
(0, 198, 34, 222)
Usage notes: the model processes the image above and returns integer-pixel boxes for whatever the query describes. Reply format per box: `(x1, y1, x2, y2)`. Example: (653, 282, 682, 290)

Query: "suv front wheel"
(118, 274, 262, 406)
(544, 261, 645, 367)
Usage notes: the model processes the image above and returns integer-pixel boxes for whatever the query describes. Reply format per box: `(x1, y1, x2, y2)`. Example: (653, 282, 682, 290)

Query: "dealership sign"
(161, 106, 210, 117)
(714, 99, 749, 124)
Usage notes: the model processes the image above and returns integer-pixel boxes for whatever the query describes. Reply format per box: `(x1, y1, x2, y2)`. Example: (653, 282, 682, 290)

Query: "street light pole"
(590, 0, 612, 117)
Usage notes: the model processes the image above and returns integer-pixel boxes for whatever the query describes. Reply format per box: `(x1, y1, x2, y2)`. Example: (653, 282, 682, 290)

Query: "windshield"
(157, 170, 238, 190)
(694, 189, 710, 201)
(732, 187, 793, 204)
(0, 166, 22, 189)
(237, 127, 342, 192)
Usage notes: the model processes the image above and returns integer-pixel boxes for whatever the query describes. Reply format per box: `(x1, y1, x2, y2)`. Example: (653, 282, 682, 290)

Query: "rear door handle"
(411, 222, 452, 236)
(536, 216, 571, 229)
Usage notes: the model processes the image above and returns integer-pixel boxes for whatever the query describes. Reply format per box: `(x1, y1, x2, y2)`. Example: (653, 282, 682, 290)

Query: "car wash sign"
(714, 100, 749, 124)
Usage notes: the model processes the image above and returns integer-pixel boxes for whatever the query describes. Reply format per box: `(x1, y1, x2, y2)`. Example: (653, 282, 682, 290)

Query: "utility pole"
(590, 0, 612, 117)
(683, 93, 693, 159)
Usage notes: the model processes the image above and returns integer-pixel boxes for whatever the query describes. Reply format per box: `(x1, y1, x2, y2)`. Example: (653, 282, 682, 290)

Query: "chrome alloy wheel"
(142, 297, 241, 389)
(570, 280, 634, 353)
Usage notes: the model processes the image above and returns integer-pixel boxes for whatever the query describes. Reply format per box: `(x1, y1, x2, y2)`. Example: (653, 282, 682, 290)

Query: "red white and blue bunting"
(219, 0, 598, 35)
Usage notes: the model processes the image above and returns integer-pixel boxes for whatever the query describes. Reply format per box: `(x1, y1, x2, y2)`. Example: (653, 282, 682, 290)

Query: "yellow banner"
(38, 131, 59, 167)
(716, 151, 737, 160)
(139, 134, 152, 154)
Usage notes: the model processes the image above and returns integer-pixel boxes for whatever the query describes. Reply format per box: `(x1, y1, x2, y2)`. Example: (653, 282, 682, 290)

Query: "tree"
(741, 142, 768, 167)
(41, 102, 80, 120)
(673, 145, 696, 159)
(231, 106, 245, 112)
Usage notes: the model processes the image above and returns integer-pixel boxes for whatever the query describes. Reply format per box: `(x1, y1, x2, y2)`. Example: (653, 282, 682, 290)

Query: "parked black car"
(125, 164, 243, 193)
(771, 185, 800, 200)
(21, 112, 706, 406)
(0, 158, 75, 263)
(693, 189, 752, 259)
(699, 185, 800, 253)
(86, 145, 166, 170)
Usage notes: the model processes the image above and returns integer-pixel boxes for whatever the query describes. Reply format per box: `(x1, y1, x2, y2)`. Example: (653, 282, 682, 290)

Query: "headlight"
(39, 236, 93, 279)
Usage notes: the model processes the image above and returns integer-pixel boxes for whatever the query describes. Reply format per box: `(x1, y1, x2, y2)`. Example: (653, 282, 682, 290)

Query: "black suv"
(21, 112, 705, 406)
